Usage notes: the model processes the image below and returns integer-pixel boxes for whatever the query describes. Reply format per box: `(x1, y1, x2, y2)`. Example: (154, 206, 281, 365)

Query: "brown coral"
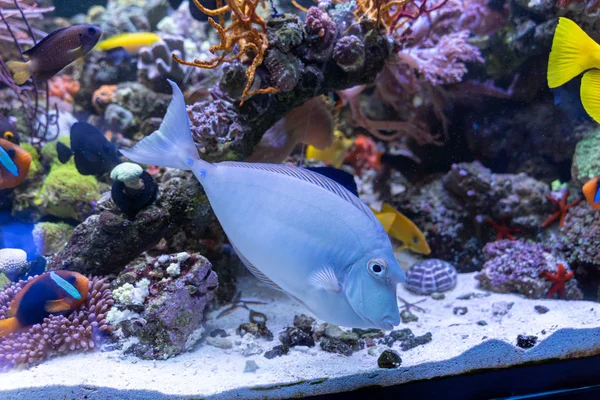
(172, 0, 278, 104)
(0, 276, 114, 371)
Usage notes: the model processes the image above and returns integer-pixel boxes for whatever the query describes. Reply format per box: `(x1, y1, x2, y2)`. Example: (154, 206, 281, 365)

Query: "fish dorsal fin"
(230, 242, 285, 292)
(0, 144, 18, 176)
(23, 27, 69, 57)
(219, 162, 377, 223)
(309, 266, 341, 292)
(50, 271, 81, 299)
(375, 212, 396, 232)
(307, 166, 358, 197)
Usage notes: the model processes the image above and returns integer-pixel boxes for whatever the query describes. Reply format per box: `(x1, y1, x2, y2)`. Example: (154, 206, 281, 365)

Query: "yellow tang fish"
(306, 129, 353, 168)
(371, 203, 431, 255)
(96, 32, 161, 54)
(548, 17, 600, 123)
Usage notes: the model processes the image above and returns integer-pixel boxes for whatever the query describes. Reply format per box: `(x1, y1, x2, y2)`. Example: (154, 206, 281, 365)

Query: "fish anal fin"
(581, 70, 600, 124)
(309, 266, 341, 292)
(0, 317, 21, 337)
(44, 299, 72, 313)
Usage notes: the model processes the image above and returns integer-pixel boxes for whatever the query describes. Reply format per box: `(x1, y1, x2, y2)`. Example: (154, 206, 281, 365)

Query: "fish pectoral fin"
(309, 266, 341, 293)
(581, 70, 600, 124)
(67, 45, 83, 56)
(44, 299, 72, 313)
(375, 212, 396, 233)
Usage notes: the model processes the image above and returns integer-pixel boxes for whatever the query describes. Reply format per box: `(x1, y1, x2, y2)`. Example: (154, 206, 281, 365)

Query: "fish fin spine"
(309, 266, 341, 292)
(6, 60, 32, 85)
(119, 80, 212, 176)
(0, 317, 21, 337)
(581, 70, 600, 124)
(548, 17, 600, 88)
(44, 299, 72, 313)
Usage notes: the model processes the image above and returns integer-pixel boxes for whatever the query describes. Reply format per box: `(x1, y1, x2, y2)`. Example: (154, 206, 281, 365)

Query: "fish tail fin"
(548, 17, 600, 88)
(120, 80, 211, 175)
(5, 60, 32, 85)
(581, 70, 600, 123)
(0, 317, 21, 337)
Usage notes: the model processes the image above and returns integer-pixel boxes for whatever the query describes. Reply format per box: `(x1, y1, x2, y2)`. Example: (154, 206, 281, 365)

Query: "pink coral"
(0, 276, 114, 371)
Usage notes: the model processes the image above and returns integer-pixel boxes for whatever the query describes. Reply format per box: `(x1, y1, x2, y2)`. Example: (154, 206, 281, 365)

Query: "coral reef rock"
(476, 240, 582, 300)
(109, 253, 218, 359)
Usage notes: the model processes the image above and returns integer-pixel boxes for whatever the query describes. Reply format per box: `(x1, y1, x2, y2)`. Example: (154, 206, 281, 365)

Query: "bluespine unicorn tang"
(121, 80, 406, 330)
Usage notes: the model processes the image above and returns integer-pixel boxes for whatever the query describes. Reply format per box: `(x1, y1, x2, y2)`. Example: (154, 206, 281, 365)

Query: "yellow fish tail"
(6, 60, 32, 85)
(548, 17, 600, 89)
(581, 70, 600, 124)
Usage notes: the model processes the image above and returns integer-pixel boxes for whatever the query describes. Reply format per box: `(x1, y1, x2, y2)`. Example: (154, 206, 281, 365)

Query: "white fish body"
(121, 81, 407, 329)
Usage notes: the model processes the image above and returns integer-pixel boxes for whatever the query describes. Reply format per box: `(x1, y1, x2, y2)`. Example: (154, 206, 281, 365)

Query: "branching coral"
(0, 276, 114, 371)
(172, 0, 278, 104)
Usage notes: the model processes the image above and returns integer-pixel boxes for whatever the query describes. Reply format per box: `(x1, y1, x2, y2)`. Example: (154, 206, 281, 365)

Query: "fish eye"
(3, 131, 13, 140)
(88, 27, 96, 35)
(367, 258, 387, 278)
(412, 236, 419, 244)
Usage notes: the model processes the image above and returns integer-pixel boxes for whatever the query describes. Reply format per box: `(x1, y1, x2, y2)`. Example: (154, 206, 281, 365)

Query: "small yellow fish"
(96, 32, 161, 54)
(371, 203, 431, 255)
(306, 129, 353, 168)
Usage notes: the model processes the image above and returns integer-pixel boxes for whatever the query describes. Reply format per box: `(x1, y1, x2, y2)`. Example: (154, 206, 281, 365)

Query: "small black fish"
(307, 166, 358, 197)
(0, 117, 19, 144)
(57, 122, 121, 176)
(6, 24, 102, 85)
(99, 46, 132, 67)
(168, 0, 218, 22)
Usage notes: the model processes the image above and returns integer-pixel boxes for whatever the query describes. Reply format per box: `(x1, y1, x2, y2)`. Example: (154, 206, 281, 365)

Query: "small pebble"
(400, 310, 418, 323)
(209, 329, 228, 338)
(492, 301, 514, 317)
(244, 360, 259, 373)
(453, 306, 468, 316)
(320, 337, 353, 356)
(368, 346, 380, 357)
(264, 344, 289, 359)
(353, 328, 385, 339)
(279, 327, 315, 347)
(379, 336, 395, 347)
(516, 335, 538, 349)
(390, 328, 414, 342)
(534, 305, 549, 314)
(431, 292, 445, 300)
(401, 332, 432, 351)
(377, 349, 402, 368)
(293, 314, 315, 329)
(206, 336, 233, 349)
(324, 323, 344, 339)
(477, 320, 488, 326)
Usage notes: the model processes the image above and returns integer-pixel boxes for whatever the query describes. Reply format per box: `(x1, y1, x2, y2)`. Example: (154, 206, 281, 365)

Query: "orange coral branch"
(174, 0, 277, 105)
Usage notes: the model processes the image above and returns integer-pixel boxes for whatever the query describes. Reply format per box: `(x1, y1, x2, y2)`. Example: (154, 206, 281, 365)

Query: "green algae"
(34, 162, 100, 221)
(32, 221, 74, 255)
(19, 143, 42, 178)
(572, 128, 600, 184)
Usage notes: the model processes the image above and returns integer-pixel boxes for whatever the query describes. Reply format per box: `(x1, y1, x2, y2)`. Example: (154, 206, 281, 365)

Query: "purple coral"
(0, 276, 114, 371)
(475, 240, 582, 300)
(187, 100, 244, 162)
(333, 35, 365, 72)
(302, 6, 337, 61)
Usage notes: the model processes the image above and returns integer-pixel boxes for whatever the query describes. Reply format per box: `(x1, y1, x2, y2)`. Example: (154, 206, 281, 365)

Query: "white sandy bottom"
(1, 272, 599, 399)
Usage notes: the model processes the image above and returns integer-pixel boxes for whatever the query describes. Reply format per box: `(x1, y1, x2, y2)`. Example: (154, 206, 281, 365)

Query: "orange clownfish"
(583, 176, 600, 210)
(0, 138, 31, 189)
(0, 271, 89, 337)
